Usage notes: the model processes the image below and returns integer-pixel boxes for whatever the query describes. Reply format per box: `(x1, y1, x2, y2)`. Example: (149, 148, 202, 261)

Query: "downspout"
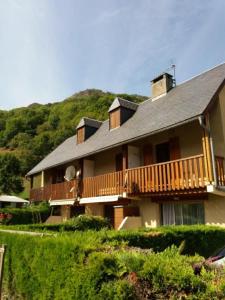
(198, 115, 217, 187)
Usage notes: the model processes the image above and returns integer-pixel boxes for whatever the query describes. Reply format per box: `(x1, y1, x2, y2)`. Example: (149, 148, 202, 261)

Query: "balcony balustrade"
(30, 154, 225, 202)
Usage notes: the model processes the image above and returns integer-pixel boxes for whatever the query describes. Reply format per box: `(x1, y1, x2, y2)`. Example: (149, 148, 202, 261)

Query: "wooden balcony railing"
(215, 156, 225, 186)
(30, 180, 77, 202)
(30, 154, 212, 202)
(126, 154, 207, 195)
(82, 170, 124, 198)
(82, 154, 207, 198)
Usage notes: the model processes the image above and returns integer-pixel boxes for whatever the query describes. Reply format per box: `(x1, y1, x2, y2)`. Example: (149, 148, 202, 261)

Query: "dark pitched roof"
(108, 97, 139, 112)
(27, 62, 225, 176)
(76, 117, 102, 129)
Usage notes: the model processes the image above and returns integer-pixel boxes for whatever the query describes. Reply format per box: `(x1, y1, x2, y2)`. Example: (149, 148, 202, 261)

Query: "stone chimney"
(151, 72, 174, 100)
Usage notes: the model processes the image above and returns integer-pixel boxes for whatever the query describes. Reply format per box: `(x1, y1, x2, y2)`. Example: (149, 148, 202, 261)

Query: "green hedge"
(102, 225, 225, 258)
(1, 231, 225, 299)
(4, 224, 225, 258)
(1, 215, 111, 231)
(0, 203, 50, 225)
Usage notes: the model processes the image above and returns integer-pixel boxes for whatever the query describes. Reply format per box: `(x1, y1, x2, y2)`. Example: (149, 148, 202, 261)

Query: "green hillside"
(0, 89, 147, 177)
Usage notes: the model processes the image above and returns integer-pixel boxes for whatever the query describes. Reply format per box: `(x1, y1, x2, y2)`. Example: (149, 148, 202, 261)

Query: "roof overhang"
(27, 115, 200, 177)
(0, 195, 29, 203)
(49, 199, 75, 206)
(79, 195, 121, 204)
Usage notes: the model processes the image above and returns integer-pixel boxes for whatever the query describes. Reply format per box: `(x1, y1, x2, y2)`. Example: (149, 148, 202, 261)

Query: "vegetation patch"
(0, 203, 50, 225)
(1, 230, 225, 299)
(2, 224, 225, 258)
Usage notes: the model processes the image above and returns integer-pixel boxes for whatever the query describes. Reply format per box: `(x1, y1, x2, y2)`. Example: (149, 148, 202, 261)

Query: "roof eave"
(26, 115, 201, 177)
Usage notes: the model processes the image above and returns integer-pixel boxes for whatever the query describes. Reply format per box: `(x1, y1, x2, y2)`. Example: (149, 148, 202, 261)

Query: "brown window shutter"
(169, 137, 181, 160)
(143, 144, 153, 165)
(110, 109, 120, 129)
(77, 127, 85, 144)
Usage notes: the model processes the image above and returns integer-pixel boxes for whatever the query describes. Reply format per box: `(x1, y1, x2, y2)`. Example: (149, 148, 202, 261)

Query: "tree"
(0, 154, 23, 194)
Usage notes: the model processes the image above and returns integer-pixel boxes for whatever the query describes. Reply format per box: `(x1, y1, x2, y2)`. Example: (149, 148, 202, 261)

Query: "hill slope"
(0, 89, 147, 175)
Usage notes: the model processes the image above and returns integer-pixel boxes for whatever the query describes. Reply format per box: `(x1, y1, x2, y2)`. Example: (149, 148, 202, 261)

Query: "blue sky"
(1, 0, 225, 109)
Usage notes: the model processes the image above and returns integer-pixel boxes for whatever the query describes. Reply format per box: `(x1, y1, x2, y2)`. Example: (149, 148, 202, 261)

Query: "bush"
(0, 202, 50, 225)
(3, 215, 111, 232)
(63, 215, 111, 231)
(103, 225, 225, 257)
(1, 231, 225, 299)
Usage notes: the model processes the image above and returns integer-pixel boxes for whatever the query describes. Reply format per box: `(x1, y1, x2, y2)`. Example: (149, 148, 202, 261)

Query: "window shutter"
(143, 144, 153, 165)
(169, 137, 180, 160)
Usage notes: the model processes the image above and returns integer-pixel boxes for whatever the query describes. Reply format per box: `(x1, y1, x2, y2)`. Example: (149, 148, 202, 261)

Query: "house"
(27, 63, 225, 229)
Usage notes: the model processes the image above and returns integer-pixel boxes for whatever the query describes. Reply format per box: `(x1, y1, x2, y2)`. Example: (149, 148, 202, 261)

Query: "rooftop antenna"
(171, 64, 176, 87)
(164, 63, 176, 87)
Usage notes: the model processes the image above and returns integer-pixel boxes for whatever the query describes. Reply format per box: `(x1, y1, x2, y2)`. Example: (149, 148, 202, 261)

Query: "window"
(77, 127, 85, 144)
(162, 203, 204, 225)
(110, 109, 120, 129)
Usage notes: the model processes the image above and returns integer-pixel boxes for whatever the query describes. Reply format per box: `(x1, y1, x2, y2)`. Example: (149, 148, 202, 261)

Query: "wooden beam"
(122, 145, 128, 170)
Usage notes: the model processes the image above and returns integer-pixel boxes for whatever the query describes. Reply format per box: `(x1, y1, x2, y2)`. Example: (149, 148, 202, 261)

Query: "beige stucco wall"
(94, 147, 122, 176)
(61, 206, 71, 221)
(128, 145, 141, 168)
(131, 120, 203, 164)
(205, 194, 225, 226)
(119, 216, 142, 230)
(83, 159, 95, 178)
(210, 85, 225, 158)
(85, 203, 104, 217)
(137, 198, 160, 228)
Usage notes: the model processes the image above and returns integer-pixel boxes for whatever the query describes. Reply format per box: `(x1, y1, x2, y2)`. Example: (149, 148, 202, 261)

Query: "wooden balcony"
(126, 154, 207, 195)
(82, 170, 125, 198)
(30, 180, 77, 202)
(81, 154, 208, 198)
(30, 154, 225, 202)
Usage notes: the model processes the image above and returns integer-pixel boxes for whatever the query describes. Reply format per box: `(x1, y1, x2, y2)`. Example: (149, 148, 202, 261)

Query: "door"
(116, 153, 123, 171)
(156, 142, 170, 163)
(104, 205, 114, 227)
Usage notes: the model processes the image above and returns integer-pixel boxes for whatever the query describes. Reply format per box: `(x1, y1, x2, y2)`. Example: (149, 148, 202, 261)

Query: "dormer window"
(108, 97, 138, 130)
(76, 117, 102, 144)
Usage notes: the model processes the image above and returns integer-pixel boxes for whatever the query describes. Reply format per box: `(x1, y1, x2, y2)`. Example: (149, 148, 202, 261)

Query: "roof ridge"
(178, 60, 225, 86)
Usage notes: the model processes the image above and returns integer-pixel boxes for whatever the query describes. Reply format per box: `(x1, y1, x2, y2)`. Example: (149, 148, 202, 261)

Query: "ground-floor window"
(161, 203, 204, 225)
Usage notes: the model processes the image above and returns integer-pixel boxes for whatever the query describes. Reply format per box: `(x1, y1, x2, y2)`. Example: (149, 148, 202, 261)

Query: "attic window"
(110, 109, 120, 129)
(76, 117, 102, 144)
(108, 97, 138, 130)
(77, 127, 85, 144)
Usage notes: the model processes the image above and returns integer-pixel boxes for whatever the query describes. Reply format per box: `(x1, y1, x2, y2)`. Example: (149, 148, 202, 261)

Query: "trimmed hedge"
(1, 231, 225, 299)
(103, 225, 225, 257)
(1, 215, 111, 231)
(3, 224, 225, 257)
(0, 203, 50, 225)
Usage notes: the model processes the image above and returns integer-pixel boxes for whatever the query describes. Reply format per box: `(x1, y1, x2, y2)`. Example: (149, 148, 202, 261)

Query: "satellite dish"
(64, 166, 76, 181)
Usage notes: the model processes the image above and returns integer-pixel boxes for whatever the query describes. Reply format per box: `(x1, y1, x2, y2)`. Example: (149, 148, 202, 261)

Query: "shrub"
(1, 231, 225, 299)
(0, 202, 50, 225)
(103, 225, 225, 257)
(62, 215, 111, 231)
(4, 215, 111, 232)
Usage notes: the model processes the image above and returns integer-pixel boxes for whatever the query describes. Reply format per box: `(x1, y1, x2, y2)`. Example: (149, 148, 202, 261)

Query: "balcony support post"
(41, 171, 44, 188)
